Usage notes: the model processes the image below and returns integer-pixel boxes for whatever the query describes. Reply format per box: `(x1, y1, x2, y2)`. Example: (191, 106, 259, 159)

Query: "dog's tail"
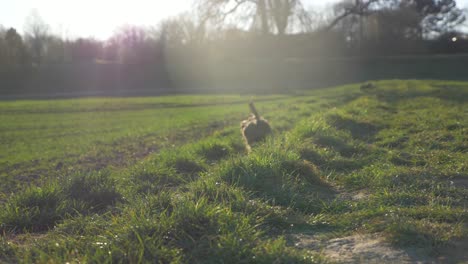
(249, 102, 260, 119)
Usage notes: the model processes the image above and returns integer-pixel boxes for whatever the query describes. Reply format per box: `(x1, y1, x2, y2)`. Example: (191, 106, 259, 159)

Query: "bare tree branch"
(324, 0, 379, 31)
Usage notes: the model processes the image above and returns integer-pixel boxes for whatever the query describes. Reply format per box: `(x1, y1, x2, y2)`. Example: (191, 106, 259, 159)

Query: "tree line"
(1, 1, 467, 69)
(0, 0, 467, 88)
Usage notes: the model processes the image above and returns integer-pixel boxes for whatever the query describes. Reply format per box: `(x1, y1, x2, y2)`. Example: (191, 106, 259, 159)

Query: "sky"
(0, 0, 467, 39)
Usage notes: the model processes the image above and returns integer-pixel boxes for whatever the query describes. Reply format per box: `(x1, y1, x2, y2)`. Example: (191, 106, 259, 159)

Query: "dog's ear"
(249, 102, 260, 119)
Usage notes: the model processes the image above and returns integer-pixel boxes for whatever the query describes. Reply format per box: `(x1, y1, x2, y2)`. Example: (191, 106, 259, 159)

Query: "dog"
(240, 102, 272, 152)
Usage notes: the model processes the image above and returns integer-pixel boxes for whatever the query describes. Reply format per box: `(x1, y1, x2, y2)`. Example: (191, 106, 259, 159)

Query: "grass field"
(0, 80, 467, 263)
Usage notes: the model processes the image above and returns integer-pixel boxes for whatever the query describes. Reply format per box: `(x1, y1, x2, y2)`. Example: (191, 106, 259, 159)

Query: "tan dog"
(240, 102, 272, 152)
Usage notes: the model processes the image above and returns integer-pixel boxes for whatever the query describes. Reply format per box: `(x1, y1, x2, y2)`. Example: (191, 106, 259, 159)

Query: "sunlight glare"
(25, 0, 192, 39)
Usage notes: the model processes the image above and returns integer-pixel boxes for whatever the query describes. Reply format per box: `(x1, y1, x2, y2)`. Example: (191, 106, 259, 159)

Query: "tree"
(325, 0, 380, 32)
(375, 5, 423, 40)
(0, 25, 6, 69)
(3, 28, 29, 69)
(24, 10, 50, 66)
(159, 13, 208, 46)
(328, 0, 465, 37)
(108, 26, 160, 64)
(400, 0, 465, 36)
(66, 38, 102, 62)
(195, 0, 311, 35)
(267, 0, 311, 35)
(43, 36, 66, 63)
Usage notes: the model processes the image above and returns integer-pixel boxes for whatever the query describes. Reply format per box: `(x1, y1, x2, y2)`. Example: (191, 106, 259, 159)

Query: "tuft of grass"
(385, 217, 465, 251)
(0, 236, 15, 263)
(194, 140, 233, 162)
(123, 148, 208, 195)
(389, 151, 427, 167)
(313, 135, 359, 158)
(63, 171, 122, 212)
(184, 175, 248, 210)
(217, 142, 332, 213)
(157, 149, 206, 176)
(0, 183, 67, 232)
(125, 163, 186, 194)
(327, 113, 380, 140)
(184, 175, 298, 230)
(253, 237, 326, 264)
(0, 171, 122, 233)
(49, 194, 314, 263)
(299, 146, 326, 165)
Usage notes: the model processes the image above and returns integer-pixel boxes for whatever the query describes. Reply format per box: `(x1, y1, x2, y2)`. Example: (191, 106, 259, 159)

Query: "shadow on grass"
(327, 114, 380, 141)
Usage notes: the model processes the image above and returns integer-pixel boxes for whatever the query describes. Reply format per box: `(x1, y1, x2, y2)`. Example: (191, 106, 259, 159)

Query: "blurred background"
(0, 0, 467, 98)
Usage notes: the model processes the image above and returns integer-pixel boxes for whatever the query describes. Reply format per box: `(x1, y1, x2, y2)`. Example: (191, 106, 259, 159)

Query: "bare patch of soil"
(293, 234, 435, 264)
(337, 190, 370, 201)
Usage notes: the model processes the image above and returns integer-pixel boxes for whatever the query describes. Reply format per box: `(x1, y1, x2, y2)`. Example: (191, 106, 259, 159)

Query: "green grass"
(0, 80, 467, 263)
(0, 94, 291, 196)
